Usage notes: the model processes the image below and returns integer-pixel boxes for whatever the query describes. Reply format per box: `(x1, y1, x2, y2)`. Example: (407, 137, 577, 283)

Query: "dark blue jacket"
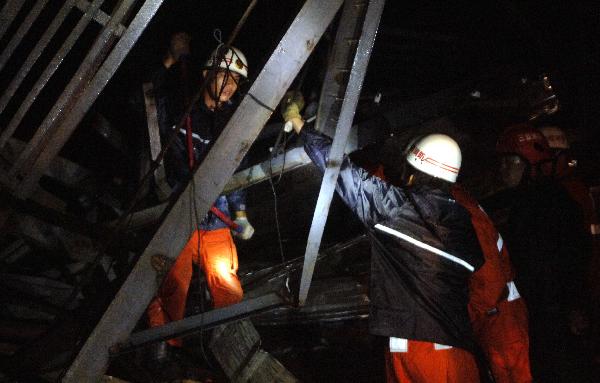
(154, 65, 246, 231)
(301, 127, 483, 350)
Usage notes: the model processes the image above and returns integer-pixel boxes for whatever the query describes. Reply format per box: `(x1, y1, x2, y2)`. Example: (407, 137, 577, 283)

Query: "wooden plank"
(142, 82, 170, 200)
(209, 319, 297, 382)
(298, 0, 385, 305)
(63, 1, 343, 381)
(142, 83, 161, 162)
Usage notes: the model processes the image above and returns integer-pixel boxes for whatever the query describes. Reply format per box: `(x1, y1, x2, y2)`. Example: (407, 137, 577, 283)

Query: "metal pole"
(298, 0, 385, 305)
(115, 293, 285, 353)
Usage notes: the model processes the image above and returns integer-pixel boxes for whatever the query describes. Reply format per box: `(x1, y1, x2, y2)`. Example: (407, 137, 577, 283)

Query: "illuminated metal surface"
(11, 0, 140, 193)
(316, 0, 368, 138)
(0, 0, 50, 72)
(0, 0, 26, 41)
(0, 0, 106, 151)
(298, 0, 385, 306)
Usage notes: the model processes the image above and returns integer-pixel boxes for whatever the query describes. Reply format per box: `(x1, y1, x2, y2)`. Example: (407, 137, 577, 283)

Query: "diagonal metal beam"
(0, 0, 105, 133)
(316, 0, 368, 138)
(0, 0, 127, 145)
(114, 293, 286, 354)
(298, 0, 385, 305)
(0, 0, 50, 72)
(74, 0, 127, 36)
(0, 0, 76, 117)
(9, 0, 139, 187)
(62, 1, 343, 381)
(0, 0, 26, 41)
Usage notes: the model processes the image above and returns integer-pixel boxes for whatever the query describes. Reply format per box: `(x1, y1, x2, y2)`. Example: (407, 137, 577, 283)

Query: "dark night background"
(1, 0, 600, 382)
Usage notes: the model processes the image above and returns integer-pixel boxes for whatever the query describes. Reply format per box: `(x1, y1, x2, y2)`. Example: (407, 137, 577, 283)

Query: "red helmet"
(496, 123, 552, 164)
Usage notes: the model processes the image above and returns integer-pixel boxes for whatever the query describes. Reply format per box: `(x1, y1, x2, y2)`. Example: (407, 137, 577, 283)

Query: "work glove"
(281, 91, 305, 132)
(233, 211, 254, 240)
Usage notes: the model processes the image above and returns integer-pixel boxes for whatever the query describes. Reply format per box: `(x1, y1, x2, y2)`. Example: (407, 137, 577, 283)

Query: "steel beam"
(115, 293, 285, 353)
(63, 1, 343, 381)
(0, 0, 50, 72)
(0, 0, 109, 151)
(298, 0, 385, 305)
(74, 0, 127, 36)
(0, 0, 25, 39)
(0, 0, 26, 41)
(316, 0, 368, 138)
(0, 0, 76, 116)
(10, 0, 140, 189)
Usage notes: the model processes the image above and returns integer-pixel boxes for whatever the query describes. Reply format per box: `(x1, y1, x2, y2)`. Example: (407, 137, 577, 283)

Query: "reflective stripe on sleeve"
(389, 337, 408, 352)
(374, 224, 475, 272)
(434, 343, 453, 350)
(497, 234, 504, 253)
(506, 280, 521, 302)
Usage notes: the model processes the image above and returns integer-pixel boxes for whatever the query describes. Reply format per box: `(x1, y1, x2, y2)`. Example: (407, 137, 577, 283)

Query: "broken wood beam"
(210, 319, 298, 382)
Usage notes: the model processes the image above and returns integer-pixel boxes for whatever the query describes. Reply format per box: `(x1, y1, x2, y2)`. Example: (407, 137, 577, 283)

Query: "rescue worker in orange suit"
(451, 185, 532, 383)
(146, 46, 254, 358)
(283, 92, 484, 382)
(356, 141, 532, 383)
(484, 123, 591, 382)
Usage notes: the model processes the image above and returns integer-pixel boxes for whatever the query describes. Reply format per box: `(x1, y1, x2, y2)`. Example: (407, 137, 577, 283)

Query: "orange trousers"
(474, 299, 532, 383)
(385, 339, 480, 383)
(147, 228, 243, 346)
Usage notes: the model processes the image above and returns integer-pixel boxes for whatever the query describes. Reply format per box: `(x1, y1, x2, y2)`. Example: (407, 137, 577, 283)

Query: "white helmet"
(405, 134, 461, 183)
(205, 45, 248, 78)
(538, 126, 569, 149)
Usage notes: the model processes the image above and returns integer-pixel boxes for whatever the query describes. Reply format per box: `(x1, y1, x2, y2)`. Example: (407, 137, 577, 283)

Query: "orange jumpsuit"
(452, 185, 532, 383)
(147, 228, 243, 347)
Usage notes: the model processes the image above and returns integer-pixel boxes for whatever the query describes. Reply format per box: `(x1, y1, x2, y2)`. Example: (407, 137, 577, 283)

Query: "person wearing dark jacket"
(486, 123, 591, 382)
(282, 93, 484, 382)
(147, 45, 254, 353)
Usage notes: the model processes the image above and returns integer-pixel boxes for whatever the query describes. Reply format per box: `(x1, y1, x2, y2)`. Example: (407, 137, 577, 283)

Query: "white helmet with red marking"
(405, 134, 462, 183)
(205, 45, 248, 78)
